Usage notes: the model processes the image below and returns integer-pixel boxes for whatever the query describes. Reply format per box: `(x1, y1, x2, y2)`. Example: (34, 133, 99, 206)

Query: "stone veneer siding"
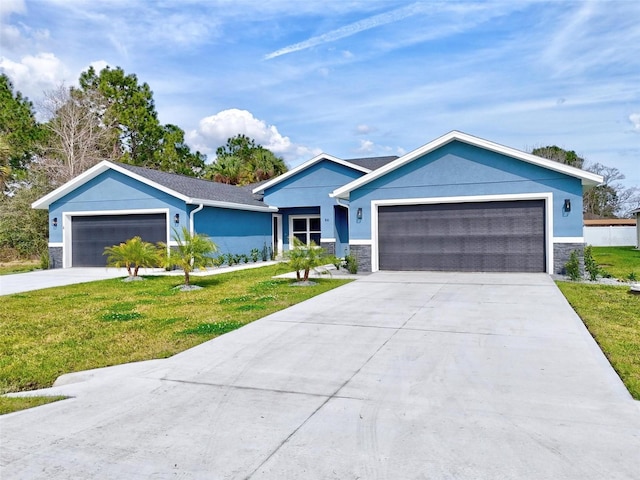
(49, 246, 63, 269)
(320, 241, 335, 256)
(350, 244, 372, 273)
(553, 242, 584, 275)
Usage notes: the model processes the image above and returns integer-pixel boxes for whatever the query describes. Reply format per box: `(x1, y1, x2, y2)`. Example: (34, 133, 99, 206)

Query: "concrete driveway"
(2, 272, 639, 479)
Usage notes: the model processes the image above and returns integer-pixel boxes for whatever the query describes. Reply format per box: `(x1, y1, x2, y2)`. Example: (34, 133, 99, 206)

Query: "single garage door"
(71, 213, 167, 267)
(378, 200, 545, 272)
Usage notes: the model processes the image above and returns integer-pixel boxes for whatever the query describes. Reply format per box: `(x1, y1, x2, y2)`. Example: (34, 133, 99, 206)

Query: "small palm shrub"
(159, 227, 218, 286)
(103, 236, 161, 278)
(250, 248, 260, 263)
(286, 238, 331, 282)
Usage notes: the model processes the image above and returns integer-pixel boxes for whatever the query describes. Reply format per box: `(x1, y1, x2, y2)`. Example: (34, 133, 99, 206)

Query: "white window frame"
(288, 215, 321, 248)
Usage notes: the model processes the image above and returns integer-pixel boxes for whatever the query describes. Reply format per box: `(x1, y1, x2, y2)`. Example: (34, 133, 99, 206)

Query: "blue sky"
(1, 0, 638, 186)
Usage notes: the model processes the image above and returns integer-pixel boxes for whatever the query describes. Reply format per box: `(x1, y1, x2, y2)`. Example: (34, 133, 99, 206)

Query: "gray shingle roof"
(116, 163, 269, 208)
(344, 156, 399, 170)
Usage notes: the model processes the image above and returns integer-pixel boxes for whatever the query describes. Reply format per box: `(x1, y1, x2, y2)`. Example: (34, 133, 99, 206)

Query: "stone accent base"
(320, 241, 335, 256)
(349, 244, 372, 273)
(553, 243, 584, 275)
(49, 247, 63, 269)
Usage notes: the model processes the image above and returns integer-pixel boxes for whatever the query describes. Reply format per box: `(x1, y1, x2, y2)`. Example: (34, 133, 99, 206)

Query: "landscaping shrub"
(583, 245, 599, 281)
(565, 250, 581, 281)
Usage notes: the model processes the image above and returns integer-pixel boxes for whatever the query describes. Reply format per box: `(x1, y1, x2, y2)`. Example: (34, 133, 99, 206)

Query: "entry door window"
(291, 216, 321, 246)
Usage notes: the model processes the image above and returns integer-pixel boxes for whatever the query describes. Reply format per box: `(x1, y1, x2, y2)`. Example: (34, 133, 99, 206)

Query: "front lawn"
(557, 282, 640, 399)
(0, 260, 40, 275)
(591, 246, 640, 281)
(0, 265, 350, 413)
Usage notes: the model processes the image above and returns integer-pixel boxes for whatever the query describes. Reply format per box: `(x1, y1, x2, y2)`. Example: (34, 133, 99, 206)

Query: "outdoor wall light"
(52, 217, 58, 227)
(356, 207, 363, 220)
(564, 199, 571, 212)
(174, 213, 180, 224)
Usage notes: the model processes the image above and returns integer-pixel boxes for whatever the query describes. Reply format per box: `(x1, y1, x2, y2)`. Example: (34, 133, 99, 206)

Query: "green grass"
(0, 260, 40, 275)
(557, 282, 640, 399)
(591, 246, 640, 281)
(0, 265, 351, 413)
(0, 396, 67, 415)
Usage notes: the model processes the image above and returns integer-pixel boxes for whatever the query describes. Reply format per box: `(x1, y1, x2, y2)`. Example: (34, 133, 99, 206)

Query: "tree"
(205, 134, 287, 185)
(0, 74, 43, 173)
(78, 66, 205, 177)
(79, 66, 162, 166)
(0, 135, 11, 193)
(531, 146, 638, 218)
(38, 84, 116, 188)
(583, 163, 639, 218)
(160, 227, 218, 287)
(152, 124, 206, 176)
(0, 169, 49, 259)
(103, 236, 161, 279)
(532, 145, 584, 168)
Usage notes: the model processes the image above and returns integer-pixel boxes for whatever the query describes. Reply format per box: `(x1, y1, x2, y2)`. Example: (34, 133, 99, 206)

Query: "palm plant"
(103, 236, 160, 278)
(286, 238, 330, 282)
(160, 226, 218, 286)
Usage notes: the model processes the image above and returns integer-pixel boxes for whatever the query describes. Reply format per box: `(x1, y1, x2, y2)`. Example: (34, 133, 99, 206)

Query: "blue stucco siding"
(48, 170, 186, 243)
(193, 207, 272, 256)
(264, 160, 364, 240)
(348, 141, 584, 240)
(277, 207, 321, 251)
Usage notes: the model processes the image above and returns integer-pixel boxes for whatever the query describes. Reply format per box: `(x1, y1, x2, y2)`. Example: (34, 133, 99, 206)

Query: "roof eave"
(331, 131, 604, 197)
(31, 160, 193, 210)
(252, 154, 371, 194)
(189, 198, 278, 213)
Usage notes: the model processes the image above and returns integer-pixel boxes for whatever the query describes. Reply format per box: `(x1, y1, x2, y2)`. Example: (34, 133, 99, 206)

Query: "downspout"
(189, 204, 204, 235)
(335, 198, 350, 209)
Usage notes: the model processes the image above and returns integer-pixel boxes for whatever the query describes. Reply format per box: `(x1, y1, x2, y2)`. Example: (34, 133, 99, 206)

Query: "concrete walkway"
(2, 272, 639, 479)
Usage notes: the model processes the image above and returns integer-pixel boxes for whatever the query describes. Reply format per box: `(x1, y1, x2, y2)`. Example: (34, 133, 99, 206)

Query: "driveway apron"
(1, 272, 639, 479)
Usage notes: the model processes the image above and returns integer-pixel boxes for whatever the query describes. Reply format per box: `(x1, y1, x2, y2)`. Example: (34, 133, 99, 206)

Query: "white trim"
(272, 213, 283, 257)
(349, 239, 373, 245)
(330, 131, 603, 199)
(31, 160, 277, 213)
(552, 237, 584, 243)
(320, 237, 337, 242)
(48, 242, 63, 248)
(188, 197, 277, 212)
(252, 154, 371, 194)
(370, 192, 554, 273)
(288, 214, 321, 249)
(62, 208, 170, 268)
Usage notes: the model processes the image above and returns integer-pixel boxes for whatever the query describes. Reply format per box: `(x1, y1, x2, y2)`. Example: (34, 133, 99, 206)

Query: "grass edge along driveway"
(0, 264, 351, 414)
(557, 281, 640, 400)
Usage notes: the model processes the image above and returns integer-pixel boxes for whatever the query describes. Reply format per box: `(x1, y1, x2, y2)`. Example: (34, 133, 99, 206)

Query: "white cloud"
(187, 108, 320, 164)
(0, 52, 68, 100)
(630, 113, 640, 133)
(0, 0, 26, 18)
(355, 139, 374, 153)
(355, 124, 373, 135)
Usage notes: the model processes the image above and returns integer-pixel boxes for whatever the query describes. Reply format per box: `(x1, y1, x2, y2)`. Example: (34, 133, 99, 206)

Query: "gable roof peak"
(330, 131, 604, 199)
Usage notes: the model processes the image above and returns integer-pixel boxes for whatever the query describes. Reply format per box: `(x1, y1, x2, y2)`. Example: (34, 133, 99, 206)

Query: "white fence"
(584, 226, 636, 246)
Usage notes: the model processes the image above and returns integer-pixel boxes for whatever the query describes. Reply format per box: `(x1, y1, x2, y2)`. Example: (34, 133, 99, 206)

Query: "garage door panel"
(378, 200, 545, 272)
(72, 214, 167, 267)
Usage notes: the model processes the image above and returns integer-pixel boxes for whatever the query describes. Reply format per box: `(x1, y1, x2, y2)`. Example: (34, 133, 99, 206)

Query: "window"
(290, 216, 321, 246)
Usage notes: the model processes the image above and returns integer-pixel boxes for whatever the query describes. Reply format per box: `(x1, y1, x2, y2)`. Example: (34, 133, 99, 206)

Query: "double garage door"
(378, 200, 546, 272)
(71, 214, 167, 267)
